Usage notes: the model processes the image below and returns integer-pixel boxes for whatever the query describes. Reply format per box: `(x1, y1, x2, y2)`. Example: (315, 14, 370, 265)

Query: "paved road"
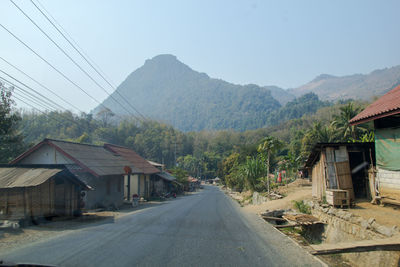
(0, 186, 323, 267)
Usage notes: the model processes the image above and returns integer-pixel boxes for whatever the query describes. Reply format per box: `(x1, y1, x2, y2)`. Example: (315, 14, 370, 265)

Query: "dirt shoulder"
(242, 179, 313, 214)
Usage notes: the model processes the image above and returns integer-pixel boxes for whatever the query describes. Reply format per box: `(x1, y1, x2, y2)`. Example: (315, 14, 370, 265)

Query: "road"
(0, 186, 323, 267)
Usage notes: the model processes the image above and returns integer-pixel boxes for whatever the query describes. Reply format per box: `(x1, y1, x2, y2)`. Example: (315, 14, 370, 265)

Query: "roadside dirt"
(0, 202, 163, 253)
(243, 179, 313, 214)
(351, 200, 400, 229)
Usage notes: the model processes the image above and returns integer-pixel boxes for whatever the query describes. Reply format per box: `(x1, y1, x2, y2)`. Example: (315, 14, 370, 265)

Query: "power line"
(0, 56, 84, 113)
(0, 69, 66, 111)
(30, 0, 148, 120)
(0, 75, 86, 127)
(10, 0, 141, 120)
(0, 22, 120, 118)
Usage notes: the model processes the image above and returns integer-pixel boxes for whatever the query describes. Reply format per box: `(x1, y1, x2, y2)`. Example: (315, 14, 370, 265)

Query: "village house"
(103, 144, 160, 200)
(350, 84, 400, 205)
(0, 164, 90, 222)
(146, 159, 179, 195)
(304, 142, 375, 205)
(10, 139, 134, 210)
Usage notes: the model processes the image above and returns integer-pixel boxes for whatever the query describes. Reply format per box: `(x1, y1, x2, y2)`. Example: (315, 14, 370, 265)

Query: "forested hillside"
(93, 54, 281, 132)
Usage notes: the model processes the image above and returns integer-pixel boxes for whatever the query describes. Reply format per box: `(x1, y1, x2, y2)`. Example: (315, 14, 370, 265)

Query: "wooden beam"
(261, 216, 287, 222)
(274, 224, 301, 228)
(310, 238, 400, 255)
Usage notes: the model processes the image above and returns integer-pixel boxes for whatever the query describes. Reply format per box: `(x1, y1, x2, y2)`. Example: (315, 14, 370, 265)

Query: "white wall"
(20, 145, 74, 165)
(377, 168, 400, 190)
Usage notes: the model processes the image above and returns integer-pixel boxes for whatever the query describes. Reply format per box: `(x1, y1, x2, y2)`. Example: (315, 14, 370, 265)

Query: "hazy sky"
(0, 0, 399, 113)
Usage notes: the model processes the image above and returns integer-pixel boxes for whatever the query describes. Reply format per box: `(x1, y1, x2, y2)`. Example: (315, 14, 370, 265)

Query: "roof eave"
(349, 109, 400, 126)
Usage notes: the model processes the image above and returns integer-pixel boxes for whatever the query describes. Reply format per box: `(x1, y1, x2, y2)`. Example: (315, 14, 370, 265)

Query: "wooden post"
(127, 174, 131, 201)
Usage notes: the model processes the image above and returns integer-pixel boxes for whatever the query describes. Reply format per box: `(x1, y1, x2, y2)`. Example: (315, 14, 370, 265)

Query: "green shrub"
(293, 200, 311, 214)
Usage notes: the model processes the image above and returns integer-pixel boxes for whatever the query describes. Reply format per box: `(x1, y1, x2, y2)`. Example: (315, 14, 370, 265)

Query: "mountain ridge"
(94, 54, 400, 131)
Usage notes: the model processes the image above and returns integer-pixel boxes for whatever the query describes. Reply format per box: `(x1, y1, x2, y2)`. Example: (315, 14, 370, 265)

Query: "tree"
(331, 102, 366, 141)
(0, 84, 25, 163)
(96, 108, 115, 127)
(243, 156, 266, 192)
(257, 136, 283, 193)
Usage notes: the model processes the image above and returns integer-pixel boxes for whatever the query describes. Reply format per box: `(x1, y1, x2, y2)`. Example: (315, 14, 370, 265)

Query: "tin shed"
(0, 165, 89, 221)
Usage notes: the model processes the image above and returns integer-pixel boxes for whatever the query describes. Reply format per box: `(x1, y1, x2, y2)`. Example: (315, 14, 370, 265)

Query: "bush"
(293, 200, 311, 214)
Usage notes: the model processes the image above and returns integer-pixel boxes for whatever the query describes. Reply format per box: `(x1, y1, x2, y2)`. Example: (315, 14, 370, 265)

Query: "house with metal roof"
(0, 164, 90, 222)
(10, 139, 134, 209)
(104, 144, 160, 200)
(103, 144, 179, 198)
(350, 85, 400, 205)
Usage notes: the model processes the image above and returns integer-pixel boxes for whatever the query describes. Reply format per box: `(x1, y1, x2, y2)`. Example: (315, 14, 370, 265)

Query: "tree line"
(1, 84, 372, 190)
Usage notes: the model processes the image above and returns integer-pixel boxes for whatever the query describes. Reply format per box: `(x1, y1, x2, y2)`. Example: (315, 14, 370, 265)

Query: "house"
(103, 144, 160, 199)
(10, 139, 134, 209)
(304, 143, 375, 203)
(350, 85, 400, 205)
(146, 159, 180, 194)
(0, 164, 90, 221)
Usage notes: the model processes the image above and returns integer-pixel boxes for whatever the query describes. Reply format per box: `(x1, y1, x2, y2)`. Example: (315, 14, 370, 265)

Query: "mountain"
(262, 86, 295, 105)
(289, 65, 400, 101)
(94, 55, 281, 131)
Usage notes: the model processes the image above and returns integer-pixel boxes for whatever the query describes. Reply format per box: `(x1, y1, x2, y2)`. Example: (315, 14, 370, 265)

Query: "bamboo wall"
(0, 176, 80, 221)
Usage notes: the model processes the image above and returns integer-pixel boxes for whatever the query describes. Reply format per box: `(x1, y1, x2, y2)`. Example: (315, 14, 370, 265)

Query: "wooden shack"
(0, 165, 89, 221)
(304, 143, 375, 203)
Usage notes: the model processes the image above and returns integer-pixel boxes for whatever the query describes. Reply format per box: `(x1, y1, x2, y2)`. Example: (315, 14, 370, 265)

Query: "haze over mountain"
(289, 66, 400, 101)
(94, 54, 400, 131)
(94, 54, 281, 131)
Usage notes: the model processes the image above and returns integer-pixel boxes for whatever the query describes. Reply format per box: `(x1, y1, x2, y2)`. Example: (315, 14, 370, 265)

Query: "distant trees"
(0, 84, 26, 163)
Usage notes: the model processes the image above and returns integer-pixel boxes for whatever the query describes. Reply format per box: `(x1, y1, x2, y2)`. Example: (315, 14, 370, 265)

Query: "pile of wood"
(261, 210, 323, 228)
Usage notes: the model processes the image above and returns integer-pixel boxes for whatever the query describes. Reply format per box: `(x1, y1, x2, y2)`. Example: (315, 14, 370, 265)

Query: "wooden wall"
(0, 176, 80, 221)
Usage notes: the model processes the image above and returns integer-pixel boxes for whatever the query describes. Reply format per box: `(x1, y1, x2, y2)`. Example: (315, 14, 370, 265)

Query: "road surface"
(0, 186, 323, 267)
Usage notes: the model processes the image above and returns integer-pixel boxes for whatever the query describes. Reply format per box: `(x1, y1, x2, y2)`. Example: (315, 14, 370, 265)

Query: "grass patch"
(293, 200, 311, 214)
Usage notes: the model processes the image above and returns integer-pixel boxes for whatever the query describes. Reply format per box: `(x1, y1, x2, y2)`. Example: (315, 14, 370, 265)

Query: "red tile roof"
(104, 144, 160, 175)
(349, 85, 400, 125)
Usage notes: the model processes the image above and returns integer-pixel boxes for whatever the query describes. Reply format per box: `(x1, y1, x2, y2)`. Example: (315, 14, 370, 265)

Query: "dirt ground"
(243, 179, 313, 214)
(351, 200, 400, 229)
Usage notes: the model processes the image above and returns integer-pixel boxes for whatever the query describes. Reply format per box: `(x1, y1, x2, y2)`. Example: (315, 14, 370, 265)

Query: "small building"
(10, 139, 133, 209)
(0, 165, 90, 221)
(304, 143, 375, 203)
(103, 144, 160, 199)
(153, 171, 178, 194)
(350, 85, 400, 205)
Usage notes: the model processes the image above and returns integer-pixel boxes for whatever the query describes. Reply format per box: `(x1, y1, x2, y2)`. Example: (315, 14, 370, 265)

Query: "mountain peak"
(312, 74, 336, 82)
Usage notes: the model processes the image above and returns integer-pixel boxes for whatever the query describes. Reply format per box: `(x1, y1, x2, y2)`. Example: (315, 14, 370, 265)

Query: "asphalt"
(0, 186, 323, 267)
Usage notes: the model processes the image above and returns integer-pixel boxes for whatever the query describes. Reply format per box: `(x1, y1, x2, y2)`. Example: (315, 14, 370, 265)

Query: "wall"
(377, 168, 400, 201)
(308, 201, 400, 267)
(124, 174, 139, 199)
(80, 173, 123, 209)
(19, 145, 74, 165)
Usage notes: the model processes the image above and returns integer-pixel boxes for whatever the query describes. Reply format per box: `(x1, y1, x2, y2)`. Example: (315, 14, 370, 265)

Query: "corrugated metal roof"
(156, 172, 176, 182)
(349, 85, 400, 125)
(104, 144, 159, 174)
(148, 160, 164, 168)
(0, 167, 62, 188)
(48, 139, 133, 176)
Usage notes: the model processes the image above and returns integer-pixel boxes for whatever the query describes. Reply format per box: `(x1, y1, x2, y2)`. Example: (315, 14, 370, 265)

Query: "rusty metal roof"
(349, 85, 400, 125)
(104, 144, 159, 175)
(156, 171, 176, 182)
(0, 167, 62, 188)
(47, 140, 135, 177)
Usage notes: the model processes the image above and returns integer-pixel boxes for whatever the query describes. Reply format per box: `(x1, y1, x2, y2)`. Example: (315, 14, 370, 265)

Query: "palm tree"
(243, 156, 266, 191)
(331, 103, 367, 141)
(257, 136, 283, 193)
